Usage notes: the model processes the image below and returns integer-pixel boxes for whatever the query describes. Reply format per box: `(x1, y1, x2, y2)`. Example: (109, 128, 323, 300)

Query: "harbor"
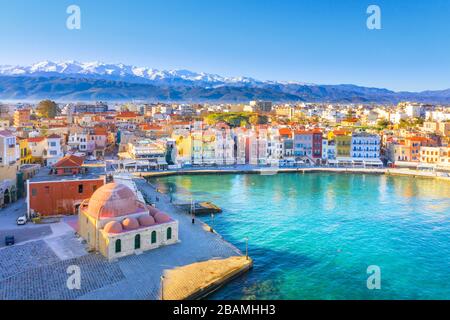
(0, 175, 252, 300)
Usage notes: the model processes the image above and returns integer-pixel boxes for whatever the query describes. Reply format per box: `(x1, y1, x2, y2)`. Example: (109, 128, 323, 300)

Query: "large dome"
(86, 183, 146, 219)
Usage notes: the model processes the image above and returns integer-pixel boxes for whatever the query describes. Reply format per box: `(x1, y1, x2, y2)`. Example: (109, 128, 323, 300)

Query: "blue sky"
(0, 0, 449, 91)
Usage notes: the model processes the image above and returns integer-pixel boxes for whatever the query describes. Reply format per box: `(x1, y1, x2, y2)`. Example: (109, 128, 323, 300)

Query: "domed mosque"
(78, 182, 178, 260)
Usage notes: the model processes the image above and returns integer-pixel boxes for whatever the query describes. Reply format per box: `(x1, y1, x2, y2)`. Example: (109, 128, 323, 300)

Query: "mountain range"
(0, 61, 449, 103)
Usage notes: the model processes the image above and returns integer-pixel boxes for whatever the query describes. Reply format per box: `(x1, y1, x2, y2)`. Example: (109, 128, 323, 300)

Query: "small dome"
(147, 205, 160, 217)
(122, 217, 139, 230)
(138, 215, 156, 227)
(104, 221, 123, 234)
(154, 212, 171, 223)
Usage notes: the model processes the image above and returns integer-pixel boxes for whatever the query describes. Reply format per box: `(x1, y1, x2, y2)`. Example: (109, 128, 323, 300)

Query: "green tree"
(249, 114, 268, 126)
(377, 119, 390, 129)
(36, 100, 60, 118)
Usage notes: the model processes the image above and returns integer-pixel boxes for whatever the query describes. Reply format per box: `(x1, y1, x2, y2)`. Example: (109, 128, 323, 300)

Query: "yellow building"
(172, 132, 193, 165)
(18, 138, 32, 164)
(0, 130, 19, 206)
(13, 109, 32, 128)
(335, 134, 352, 158)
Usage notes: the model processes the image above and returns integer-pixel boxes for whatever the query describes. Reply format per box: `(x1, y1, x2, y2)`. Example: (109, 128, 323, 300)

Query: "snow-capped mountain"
(1, 60, 450, 103)
(0, 60, 262, 87)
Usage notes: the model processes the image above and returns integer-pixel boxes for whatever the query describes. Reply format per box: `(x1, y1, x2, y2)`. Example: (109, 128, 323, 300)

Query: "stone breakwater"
(134, 178, 253, 300)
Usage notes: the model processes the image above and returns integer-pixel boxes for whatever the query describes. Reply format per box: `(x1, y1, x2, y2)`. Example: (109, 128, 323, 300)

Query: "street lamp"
(244, 237, 249, 260)
(191, 197, 195, 224)
(160, 275, 165, 300)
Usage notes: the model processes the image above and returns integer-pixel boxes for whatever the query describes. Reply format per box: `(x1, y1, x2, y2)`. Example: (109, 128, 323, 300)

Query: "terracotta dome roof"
(104, 221, 123, 234)
(154, 212, 171, 224)
(147, 205, 160, 217)
(122, 217, 140, 230)
(138, 215, 156, 227)
(86, 183, 145, 219)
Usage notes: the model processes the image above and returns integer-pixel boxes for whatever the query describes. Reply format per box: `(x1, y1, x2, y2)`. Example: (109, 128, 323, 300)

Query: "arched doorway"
(3, 189, 10, 205)
(151, 231, 157, 244)
(115, 239, 121, 253)
(167, 227, 172, 240)
(134, 234, 141, 249)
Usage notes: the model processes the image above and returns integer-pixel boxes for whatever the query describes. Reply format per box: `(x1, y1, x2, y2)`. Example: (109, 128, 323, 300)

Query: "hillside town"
(1, 100, 450, 209)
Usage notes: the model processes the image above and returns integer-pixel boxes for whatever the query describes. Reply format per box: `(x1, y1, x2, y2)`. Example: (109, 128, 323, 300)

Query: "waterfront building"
(78, 183, 179, 260)
(214, 123, 235, 165)
(266, 128, 284, 166)
(294, 129, 322, 163)
(419, 146, 449, 167)
(172, 131, 193, 166)
(248, 127, 268, 165)
(321, 139, 336, 161)
(334, 131, 352, 159)
(350, 133, 381, 160)
(191, 128, 216, 165)
(123, 139, 168, 170)
(388, 142, 411, 162)
(235, 128, 249, 165)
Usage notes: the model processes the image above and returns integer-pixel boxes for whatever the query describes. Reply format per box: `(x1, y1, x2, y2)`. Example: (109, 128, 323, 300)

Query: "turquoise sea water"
(152, 173, 450, 300)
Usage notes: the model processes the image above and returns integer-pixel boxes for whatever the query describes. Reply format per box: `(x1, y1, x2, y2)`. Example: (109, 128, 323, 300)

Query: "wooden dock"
(175, 201, 223, 215)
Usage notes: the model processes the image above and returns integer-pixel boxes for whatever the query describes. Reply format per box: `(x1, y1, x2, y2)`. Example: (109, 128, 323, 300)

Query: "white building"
(350, 133, 381, 165)
(214, 127, 235, 165)
(44, 134, 63, 166)
(405, 104, 423, 118)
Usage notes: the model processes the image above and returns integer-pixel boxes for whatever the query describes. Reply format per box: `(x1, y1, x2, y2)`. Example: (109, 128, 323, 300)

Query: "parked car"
(5, 236, 14, 246)
(17, 216, 27, 225)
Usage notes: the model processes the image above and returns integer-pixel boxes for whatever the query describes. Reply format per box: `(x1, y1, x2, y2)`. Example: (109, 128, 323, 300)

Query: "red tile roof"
(279, 128, 292, 136)
(116, 111, 139, 118)
(28, 137, 45, 143)
(52, 155, 84, 168)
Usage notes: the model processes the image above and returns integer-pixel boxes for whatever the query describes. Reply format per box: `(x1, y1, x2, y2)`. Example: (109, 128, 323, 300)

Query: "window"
(78, 184, 83, 193)
(167, 227, 172, 240)
(115, 239, 121, 253)
(31, 188, 37, 196)
(135, 234, 141, 249)
(151, 231, 157, 244)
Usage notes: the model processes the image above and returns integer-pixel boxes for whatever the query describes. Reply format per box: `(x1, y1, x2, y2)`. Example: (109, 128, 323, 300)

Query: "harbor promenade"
(134, 165, 450, 182)
(0, 178, 251, 300)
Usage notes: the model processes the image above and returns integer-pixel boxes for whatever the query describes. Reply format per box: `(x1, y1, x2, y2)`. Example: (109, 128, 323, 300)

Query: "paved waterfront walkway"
(137, 165, 450, 182)
(0, 178, 243, 300)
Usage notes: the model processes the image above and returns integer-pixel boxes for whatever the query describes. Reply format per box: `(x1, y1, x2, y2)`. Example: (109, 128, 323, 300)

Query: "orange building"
(27, 177, 105, 217)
